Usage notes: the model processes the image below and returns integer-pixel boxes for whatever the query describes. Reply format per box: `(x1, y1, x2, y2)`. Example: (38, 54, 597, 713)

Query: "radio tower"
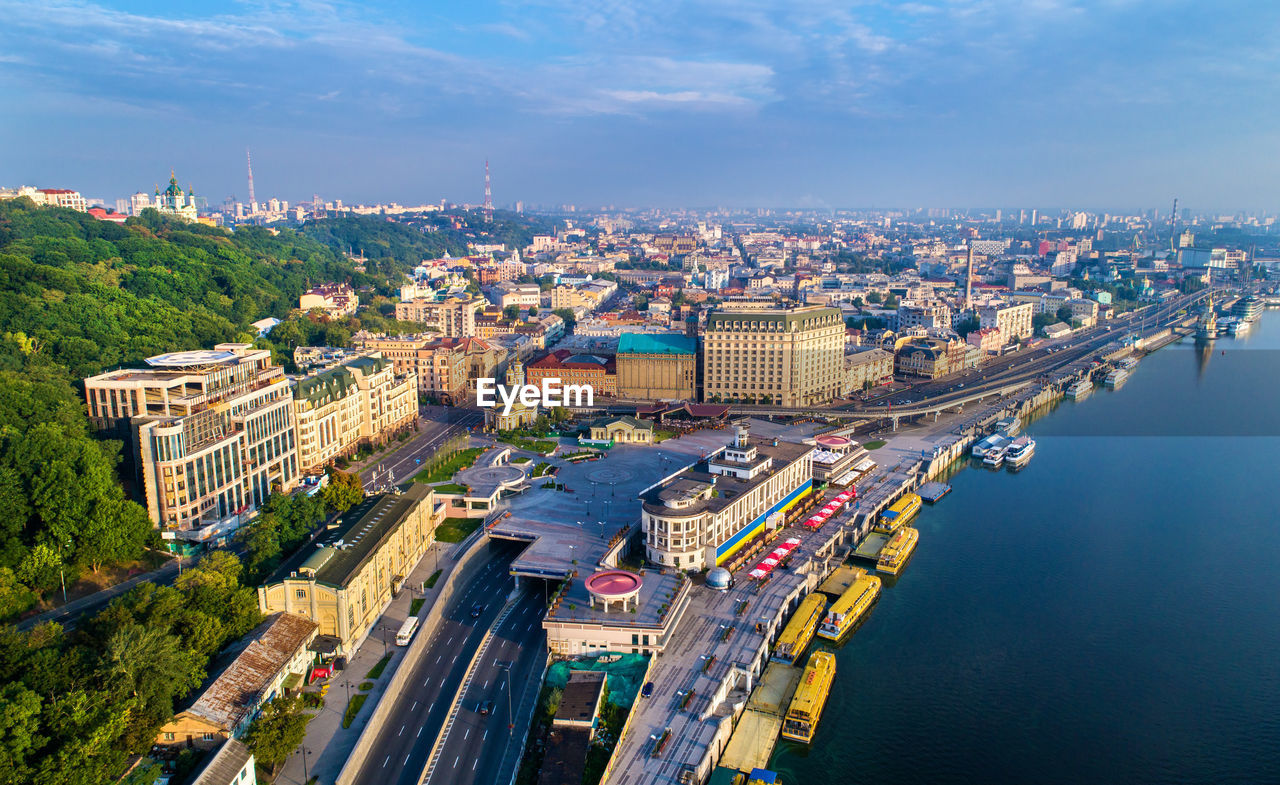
(483, 159, 493, 222)
(1169, 197, 1178, 252)
(246, 149, 257, 214)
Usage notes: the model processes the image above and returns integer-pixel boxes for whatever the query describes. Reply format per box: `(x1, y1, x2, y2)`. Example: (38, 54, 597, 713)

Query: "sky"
(1, 0, 1278, 210)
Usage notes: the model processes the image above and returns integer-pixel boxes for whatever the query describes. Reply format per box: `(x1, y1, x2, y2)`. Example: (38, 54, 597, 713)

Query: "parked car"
(641, 682, 655, 699)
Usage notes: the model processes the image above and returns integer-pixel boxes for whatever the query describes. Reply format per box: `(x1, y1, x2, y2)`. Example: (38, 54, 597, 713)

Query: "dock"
(817, 564, 864, 597)
(853, 532, 889, 561)
(718, 663, 801, 774)
(918, 481, 951, 503)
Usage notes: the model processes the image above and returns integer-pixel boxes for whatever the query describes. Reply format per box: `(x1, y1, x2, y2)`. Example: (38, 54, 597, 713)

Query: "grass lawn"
(424, 569, 442, 589)
(409, 598, 425, 616)
(654, 429, 678, 442)
(413, 448, 485, 484)
(435, 517, 481, 543)
(365, 654, 392, 680)
(358, 681, 374, 691)
(863, 440, 887, 450)
(511, 456, 531, 464)
(499, 435, 558, 454)
(432, 482, 470, 495)
(342, 694, 367, 729)
(532, 462, 554, 477)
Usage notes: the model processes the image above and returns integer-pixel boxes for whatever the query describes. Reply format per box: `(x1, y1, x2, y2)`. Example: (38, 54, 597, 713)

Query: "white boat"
(994, 416, 1021, 437)
(1118, 357, 1139, 371)
(971, 433, 1010, 459)
(1005, 436, 1035, 469)
(982, 447, 1006, 468)
(1104, 367, 1128, 388)
(1066, 379, 1092, 401)
(1227, 318, 1250, 337)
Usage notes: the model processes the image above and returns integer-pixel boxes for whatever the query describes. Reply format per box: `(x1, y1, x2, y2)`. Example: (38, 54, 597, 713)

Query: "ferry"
(1234, 295, 1264, 322)
(1118, 356, 1139, 371)
(780, 651, 836, 744)
(1104, 367, 1128, 389)
(815, 571, 882, 642)
(877, 527, 919, 576)
(873, 493, 921, 535)
(1065, 378, 1092, 401)
(981, 447, 1006, 469)
(1004, 436, 1035, 469)
(994, 416, 1021, 436)
(971, 433, 1010, 459)
(1227, 318, 1250, 337)
(773, 593, 828, 664)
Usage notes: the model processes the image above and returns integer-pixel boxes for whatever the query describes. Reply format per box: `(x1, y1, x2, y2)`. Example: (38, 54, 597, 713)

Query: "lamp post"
(299, 747, 312, 783)
(498, 661, 515, 730)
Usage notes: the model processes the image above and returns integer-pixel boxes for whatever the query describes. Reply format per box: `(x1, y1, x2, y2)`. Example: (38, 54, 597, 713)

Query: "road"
(348, 540, 529, 785)
(424, 587, 547, 785)
(361, 407, 483, 488)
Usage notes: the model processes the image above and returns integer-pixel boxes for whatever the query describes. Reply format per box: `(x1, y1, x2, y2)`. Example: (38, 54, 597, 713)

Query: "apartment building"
(83, 344, 299, 544)
(701, 305, 844, 406)
(291, 354, 418, 473)
(299, 283, 358, 318)
(843, 348, 894, 394)
(895, 302, 952, 330)
(641, 421, 813, 571)
(394, 294, 483, 337)
(979, 301, 1035, 345)
(550, 280, 616, 311)
(353, 333, 468, 405)
(488, 281, 542, 309)
(527, 350, 617, 396)
(615, 333, 697, 401)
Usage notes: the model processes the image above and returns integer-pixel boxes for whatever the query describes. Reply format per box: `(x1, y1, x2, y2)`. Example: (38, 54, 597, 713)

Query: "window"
(295, 589, 307, 599)
(163, 732, 175, 741)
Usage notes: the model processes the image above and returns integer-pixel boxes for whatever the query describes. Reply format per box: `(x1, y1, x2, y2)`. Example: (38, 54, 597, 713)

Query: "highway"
(423, 587, 547, 785)
(361, 407, 483, 488)
(348, 540, 525, 785)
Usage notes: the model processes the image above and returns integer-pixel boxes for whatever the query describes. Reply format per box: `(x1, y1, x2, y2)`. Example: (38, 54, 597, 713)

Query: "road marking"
(483, 678, 488, 689)
(464, 728, 470, 740)
(411, 701, 418, 711)
(382, 756, 390, 768)
(418, 725, 425, 737)
(473, 759, 479, 771)
(483, 729, 488, 741)
(398, 725, 405, 736)
(446, 635, 453, 646)
(436, 655, 442, 663)
(453, 756, 459, 768)
(423, 677, 431, 687)
(405, 754, 412, 766)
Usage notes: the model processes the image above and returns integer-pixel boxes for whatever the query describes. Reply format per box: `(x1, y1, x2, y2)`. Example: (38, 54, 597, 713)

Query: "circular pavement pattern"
(455, 464, 525, 488)
(584, 466, 636, 484)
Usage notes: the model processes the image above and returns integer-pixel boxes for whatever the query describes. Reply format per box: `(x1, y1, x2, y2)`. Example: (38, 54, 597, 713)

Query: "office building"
(979, 302, 1035, 345)
(702, 305, 843, 406)
(615, 333, 697, 401)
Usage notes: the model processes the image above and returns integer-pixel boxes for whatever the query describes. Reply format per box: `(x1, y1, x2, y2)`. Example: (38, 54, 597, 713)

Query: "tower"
(1169, 197, 1178, 253)
(483, 159, 493, 223)
(246, 149, 256, 214)
(965, 243, 974, 311)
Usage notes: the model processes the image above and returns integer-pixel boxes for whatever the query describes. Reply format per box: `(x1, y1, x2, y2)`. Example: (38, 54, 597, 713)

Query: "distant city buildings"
(299, 283, 358, 318)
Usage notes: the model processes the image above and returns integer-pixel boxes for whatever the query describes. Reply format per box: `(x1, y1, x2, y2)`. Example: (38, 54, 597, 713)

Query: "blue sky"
(1, 0, 1277, 210)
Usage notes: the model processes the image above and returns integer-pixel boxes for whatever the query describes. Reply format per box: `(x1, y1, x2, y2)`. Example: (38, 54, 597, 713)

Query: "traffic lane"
(351, 551, 516, 785)
(428, 589, 547, 785)
(362, 412, 481, 485)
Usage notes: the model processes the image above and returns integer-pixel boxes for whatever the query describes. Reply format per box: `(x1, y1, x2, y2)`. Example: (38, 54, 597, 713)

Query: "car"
(470, 603, 484, 618)
(641, 682, 655, 699)
(477, 700, 494, 715)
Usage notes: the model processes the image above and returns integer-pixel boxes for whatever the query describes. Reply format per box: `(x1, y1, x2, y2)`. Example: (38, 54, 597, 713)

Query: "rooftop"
(617, 332, 697, 356)
(640, 440, 811, 518)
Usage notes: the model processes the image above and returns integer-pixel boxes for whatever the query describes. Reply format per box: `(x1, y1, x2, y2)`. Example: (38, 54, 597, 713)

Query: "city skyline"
(3, 0, 1279, 210)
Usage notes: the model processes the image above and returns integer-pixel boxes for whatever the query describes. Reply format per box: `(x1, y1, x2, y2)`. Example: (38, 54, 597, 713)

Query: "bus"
(395, 616, 420, 646)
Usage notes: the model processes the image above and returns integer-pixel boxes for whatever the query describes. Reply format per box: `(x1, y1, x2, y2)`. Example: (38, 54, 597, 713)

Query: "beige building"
(979, 302, 1035, 345)
(257, 485, 441, 654)
(291, 354, 418, 473)
(615, 333, 697, 401)
(354, 333, 468, 405)
(549, 280, 616, 311)
(299, 283, 358, 318)
(702, 305, 844, 406)
(843, 348, 894, 394)
(84, 344, 299, 544)
(395, 294, 483, 337)
(585, 416, 654, 445)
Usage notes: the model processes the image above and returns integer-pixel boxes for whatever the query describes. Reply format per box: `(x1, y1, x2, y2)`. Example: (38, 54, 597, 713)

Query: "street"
(360, 407, 483, 489)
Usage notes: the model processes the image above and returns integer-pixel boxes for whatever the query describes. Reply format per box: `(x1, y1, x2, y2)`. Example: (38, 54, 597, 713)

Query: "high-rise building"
(616, 333, 697, 401)
(84, 344, 299, 544)
(394, 294, 483, 337)
(979, 302, 1035, 345)
(701, 305, 844, 406)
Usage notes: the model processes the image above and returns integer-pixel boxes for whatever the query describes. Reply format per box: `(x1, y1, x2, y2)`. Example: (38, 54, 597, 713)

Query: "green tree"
(1056, 305, 1074, 323)
(243, 696, 310, 776)
(867, 291, 883, 304)
(503, 304, 519, 322)
(322, 468, 364, 513)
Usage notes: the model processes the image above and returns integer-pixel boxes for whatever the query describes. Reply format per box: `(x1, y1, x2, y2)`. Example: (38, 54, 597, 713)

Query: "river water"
(771, 311, 1280, 785)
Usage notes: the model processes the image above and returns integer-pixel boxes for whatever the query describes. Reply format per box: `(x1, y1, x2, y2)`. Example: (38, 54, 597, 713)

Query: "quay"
(917, 481, 951, 503)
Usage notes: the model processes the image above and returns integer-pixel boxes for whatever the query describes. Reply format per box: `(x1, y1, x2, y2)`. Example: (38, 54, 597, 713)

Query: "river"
(770, 310, 1280, 785)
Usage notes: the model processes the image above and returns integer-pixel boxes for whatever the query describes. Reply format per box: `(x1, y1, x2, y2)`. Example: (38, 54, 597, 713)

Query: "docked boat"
(1227, 318, 1250, 337)
(971, 433, 1010, 459)
(773, 593, 828, 664)
(994, 416, 1021, 436)
(873, 493, 921, 535)
(877, 526, 918, 576)
(1118, 356, 1139, 371)
(1004, 436, 1036, 469)
(816, 571, 881, 642)
(1066, 378, 1093, 401)
(781, 651, 836, 744)
(1234, 295, 1264, 322)
(1105, 367, 1129, 388)
(982, 447, 1006, 468)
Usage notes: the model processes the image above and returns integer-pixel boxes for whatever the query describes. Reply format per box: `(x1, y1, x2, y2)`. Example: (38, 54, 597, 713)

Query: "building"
(489, 281, 542, 309)
(299, 283, 358, 318)
(155, 613, 318, 750)
(843, 348, 894, 394)
(554, 671, 607, 737)
(527, 350, 617, 396)
(895, 302, 952, 331)
(395, 294, 484, 337)
(584, 416, 653, 446)
(978, 302, 1035, 345)
(702, 305, 844, 406)
(257, 485, 441, 654)
(966, 326, 1003, 353)
(550, 280, 616, 312)
(895, 337, 955, 379)
(83, 344, 299, 544)
(484, 361, 540, 431)
(353, 333, 468, 405)
(291, 354, 418, 473)
(1, 186, 89, 211)
(641, 421, 813, 571)
(189, 739, 257, 785)
(615, 333, 697, 401)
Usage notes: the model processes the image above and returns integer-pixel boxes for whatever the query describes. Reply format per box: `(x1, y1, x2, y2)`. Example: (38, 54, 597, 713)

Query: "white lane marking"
(482, 679, 488, 689)
(453, 756, 460, 768)
(398, 725, 405, 736)
(473, 759, 479, 771)
(382, 756, 390, 768)
(436, 655, 442, 663)
(423, 677, 431, 687)
(483, 729, 488, 741)
(411, 701, 418, 711)
(417, 725, 425, 738)
(405, 754, 412, 766)
(464, 728, 470, 740)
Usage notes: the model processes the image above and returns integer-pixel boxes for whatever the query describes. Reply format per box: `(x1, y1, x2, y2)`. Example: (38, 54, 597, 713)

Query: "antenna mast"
(246, 149, 257, 214)
(1169, 197, 1178, 252)
(483, 159, 493, 222)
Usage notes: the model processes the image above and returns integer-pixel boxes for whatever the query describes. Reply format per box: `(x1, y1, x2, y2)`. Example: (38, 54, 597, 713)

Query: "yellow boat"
(815, 571, 881, 642)
(873, 493, 921, 534)
(877, 526, 918, 576)
(773, 593, 828, 664)
(781, 651, 836, 744)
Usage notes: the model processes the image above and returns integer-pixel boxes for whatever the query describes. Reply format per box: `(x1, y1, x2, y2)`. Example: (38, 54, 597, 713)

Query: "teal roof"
(617, 333, 696, 356)
(295, 366, 356, 406)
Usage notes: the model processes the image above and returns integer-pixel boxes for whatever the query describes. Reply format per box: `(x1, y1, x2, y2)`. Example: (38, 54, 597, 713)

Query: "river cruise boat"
(781, 651, 836, 744)
(1066, 378, 1093, 401)
(982, 447, 1006, 468)
(1227, 318, 1250, 337)
(816, 572, 881, 642)
(971, 433, 1010, 459)
(1234, 295, 1264, 322)
(877, 527, 919, 576)
(1004, 436, 1036, 469)
(1118, 356, 1139, 371)
(772, 593, 828, 664)
(873, 493, 921, 535)
(994, 416, 1021, 436)
(1104, 367, 1128, 389)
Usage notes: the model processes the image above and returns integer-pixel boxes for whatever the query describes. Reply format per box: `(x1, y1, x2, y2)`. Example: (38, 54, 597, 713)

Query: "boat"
(1227, 318, 1250, 337)
(971, 433, 1010, 459)
(1197, 295, 1219, 340)
(1065, 378, 1093, 401)
(877, 527, 918, 576)
(994, 416, 1021, 436)
(815, 571, 881, 642)
(873, 493, 921, 534)
(773, 593, 828, 664)
(780, 651, 836, 744)
(1118, 357, 1139, 371)
(982, 447, 1006, 468)
(1004, 436, 1035, 469)
(1104, 368, 1128, 388)
(1233, 295, 1264, 322)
